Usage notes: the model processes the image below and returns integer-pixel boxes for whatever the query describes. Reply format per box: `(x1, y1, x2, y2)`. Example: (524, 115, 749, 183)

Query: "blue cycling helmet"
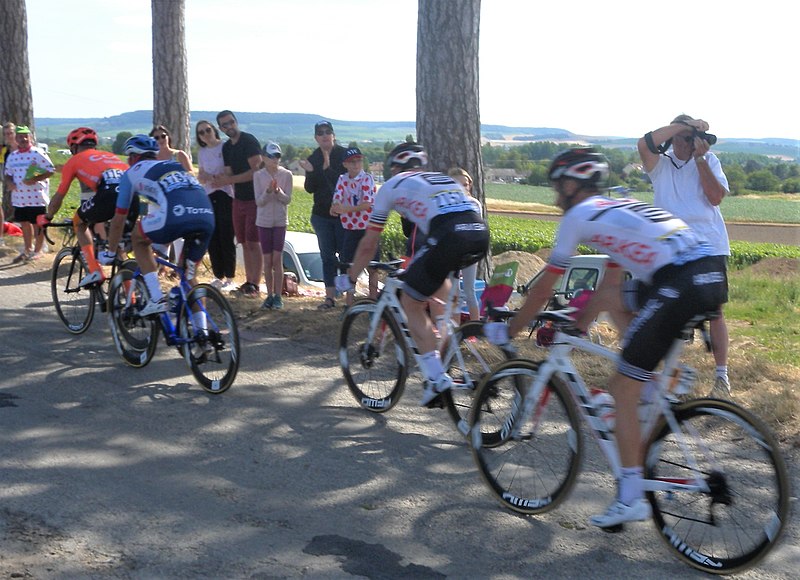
(123, 134, 159, 155)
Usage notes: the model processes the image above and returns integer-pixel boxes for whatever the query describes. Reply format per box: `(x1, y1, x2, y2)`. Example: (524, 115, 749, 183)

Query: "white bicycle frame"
(505, 323, 713, 495)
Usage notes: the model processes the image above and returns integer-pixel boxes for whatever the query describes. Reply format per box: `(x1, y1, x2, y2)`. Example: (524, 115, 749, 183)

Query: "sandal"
(317, 297, 336, 310)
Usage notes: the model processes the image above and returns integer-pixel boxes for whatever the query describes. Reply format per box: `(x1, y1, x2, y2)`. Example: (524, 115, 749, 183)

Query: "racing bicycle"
(106, 239, 240, 394)
(339, 259, 515, 437)
(468, 309, 790, 574)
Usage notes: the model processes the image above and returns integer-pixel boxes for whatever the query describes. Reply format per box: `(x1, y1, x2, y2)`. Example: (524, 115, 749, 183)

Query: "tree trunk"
(151, 0, 191, 155)
(0, 0, 35, 220)
(417, 0, 491, 275)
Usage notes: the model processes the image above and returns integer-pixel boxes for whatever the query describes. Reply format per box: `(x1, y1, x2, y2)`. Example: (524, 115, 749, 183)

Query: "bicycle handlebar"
(41, 220, 73, 246)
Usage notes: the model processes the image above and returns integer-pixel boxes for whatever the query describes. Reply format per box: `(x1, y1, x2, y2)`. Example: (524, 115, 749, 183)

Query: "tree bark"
(151, 0, 191, 155)
(417, 0, 491, 274)
(0, 0, 35, 220)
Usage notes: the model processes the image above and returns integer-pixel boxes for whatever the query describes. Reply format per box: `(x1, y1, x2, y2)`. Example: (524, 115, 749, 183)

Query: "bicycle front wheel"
(178, 284, 240, 394)
(470, 359, 583, 515)
(339, 299, 408, 412)
(441, 320, 515, 437)
(107, 270, 158, 368)
(51, 247, 95, 334)
(645, 398, 790, 575)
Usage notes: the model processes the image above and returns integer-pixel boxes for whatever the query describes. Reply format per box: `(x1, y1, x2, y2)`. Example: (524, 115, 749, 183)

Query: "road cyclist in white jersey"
(483, 147, 726, 529)
(102, 135, 215, 318)
(336, 142, 490, 406)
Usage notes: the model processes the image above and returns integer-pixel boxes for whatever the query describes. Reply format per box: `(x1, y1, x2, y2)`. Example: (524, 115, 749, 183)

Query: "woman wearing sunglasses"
(196, 120, 237, 291)
(149, 125, 193, 173)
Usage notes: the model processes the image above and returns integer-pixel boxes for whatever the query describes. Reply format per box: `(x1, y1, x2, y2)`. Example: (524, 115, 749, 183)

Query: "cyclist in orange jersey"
(43, 127, 139, 287)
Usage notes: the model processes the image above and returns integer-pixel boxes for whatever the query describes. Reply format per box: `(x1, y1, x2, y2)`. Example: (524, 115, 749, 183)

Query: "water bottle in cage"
(590, 387, 615, 430)
(668, 364, 697, 396)
(168, 286, 182, 314)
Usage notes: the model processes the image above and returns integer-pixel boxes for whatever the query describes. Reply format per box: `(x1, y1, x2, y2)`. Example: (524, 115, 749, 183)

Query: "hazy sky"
(25, 0, 799, 140)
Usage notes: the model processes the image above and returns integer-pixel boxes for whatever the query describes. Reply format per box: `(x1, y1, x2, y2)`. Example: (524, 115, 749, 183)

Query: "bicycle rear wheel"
(644, 398, 790, 575)
(107, 269, 158, 367)
(178, 284, 240, 394)
(470, 359, 583, 515)
(339, 299, 408, 412)
(51, 247, 95, 334)
(441, 320, 515, 437)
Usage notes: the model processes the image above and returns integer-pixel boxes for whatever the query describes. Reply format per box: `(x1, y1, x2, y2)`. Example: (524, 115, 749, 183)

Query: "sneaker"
(709, 376, 731, 398)
(78, 270, 105, 288)
(28, 251, 43, 261)
(261, 294, 275, 310)
(420, 374, 454, 406)
(240, 282, 260, 298)
(210, 278, 223, 289)
(589, 498, 651, 528)
(138, 297, 168, 317)
(220, 280, 238, 293)
(12, 251, 29, 264)
(272, 294, 283, 310)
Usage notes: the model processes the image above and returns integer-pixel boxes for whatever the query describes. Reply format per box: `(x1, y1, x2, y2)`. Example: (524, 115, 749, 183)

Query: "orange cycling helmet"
(67, 127, 99, 147)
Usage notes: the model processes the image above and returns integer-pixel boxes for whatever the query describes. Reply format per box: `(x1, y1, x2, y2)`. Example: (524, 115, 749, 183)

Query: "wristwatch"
(695, 155, 707, 164)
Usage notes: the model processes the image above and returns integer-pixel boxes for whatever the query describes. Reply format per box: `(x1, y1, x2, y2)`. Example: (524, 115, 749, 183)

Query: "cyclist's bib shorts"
(618, 256, 726, 381)
(78, 179, 140, 233)
(401, 211, 489, 301)
(140, 186, 215, 263)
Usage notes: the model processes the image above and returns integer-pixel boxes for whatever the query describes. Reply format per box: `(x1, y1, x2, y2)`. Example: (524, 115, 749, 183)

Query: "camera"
(693, 128, 717, 145)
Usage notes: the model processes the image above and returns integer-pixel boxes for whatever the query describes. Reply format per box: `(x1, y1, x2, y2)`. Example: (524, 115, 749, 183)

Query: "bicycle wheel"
(441, 320, 515, 437)
(644, 398, 790, 575)
(106, 269, 158, 368)
(470, 359, 583, 514)
(178, 284, 240, 394)
(51, 247, 95, 334)
(339, 298, 408, 412)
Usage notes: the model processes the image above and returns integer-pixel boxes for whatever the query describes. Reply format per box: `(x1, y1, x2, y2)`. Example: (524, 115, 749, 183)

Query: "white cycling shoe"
(420, 374, 454, 406)
(78, 270, 105, 288)
(138, 297, 168, 317)
(589, 498, 651, 528)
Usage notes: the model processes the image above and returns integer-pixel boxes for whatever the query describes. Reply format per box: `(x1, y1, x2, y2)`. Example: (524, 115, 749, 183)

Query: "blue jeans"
(311, 213, 345, 288)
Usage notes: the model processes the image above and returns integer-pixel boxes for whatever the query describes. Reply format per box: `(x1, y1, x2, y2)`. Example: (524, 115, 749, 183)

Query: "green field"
(485, 183, 800, 224)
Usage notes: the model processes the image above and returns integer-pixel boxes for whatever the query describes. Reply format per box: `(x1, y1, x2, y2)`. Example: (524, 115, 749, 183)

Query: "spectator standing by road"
(299, 121, 346, 310)
(213, 110, 264, 298)
(196, 120, 237, 292)
(638, 115, 732, 397)
(1, 122, 19, 247)
(253, 142, 293, 310)
(3, 126, 54, 262)
(150, 125, 193, 172)
(331, 147, 378, 306)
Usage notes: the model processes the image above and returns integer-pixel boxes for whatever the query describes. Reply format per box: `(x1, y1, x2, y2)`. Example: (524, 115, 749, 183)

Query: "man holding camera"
(638, 115, 732, 397)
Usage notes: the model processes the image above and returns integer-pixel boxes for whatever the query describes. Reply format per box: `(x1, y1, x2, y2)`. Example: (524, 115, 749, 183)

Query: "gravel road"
(0, 261, 797, 579)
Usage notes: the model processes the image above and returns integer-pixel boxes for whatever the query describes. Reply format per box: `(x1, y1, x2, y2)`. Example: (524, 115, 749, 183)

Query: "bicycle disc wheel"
(107, 269, 157, 368)
(178, 284, 240, 394)
(441, 320, 515, 437)
(470, 359, 583, 515)
(51, 247, 95, 334)
(644, 398, 790, 575)
(339, 298, 408, 412)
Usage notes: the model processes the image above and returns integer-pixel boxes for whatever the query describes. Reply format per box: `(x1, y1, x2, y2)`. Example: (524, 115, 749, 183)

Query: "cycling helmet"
(123, 134, 159, 155)
(547, 147, 609, 185)
(67, 127, 98, 147)
(387, 142, 428, 170)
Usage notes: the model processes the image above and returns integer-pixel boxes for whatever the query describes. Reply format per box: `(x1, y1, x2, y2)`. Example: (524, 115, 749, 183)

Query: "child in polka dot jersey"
(331, 147, 378, 306)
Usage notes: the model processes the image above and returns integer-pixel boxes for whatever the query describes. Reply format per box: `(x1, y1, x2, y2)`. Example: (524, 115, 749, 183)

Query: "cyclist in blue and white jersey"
(484, 148, 726, 529)
(337, 143, 489, 406)
(101, 135, 214, 317)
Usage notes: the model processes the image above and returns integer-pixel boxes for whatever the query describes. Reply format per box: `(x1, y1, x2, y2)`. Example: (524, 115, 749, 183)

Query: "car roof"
(284, 231, 320, 254)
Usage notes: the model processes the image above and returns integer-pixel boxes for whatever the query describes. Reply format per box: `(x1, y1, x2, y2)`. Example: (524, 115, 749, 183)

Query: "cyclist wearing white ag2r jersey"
(484, 148, 726, 530)
(338, 142, 490, 406)
(102, 135, 215, 318)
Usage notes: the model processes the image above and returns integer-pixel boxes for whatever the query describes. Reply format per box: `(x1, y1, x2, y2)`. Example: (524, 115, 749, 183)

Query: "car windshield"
(297, 252, 324, 282)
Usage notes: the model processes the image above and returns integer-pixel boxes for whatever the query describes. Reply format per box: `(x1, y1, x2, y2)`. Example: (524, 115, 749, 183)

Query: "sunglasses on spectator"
(154, 134, 168, 140)
(199, 127, 214, 135)
(266, 153, 281, 159)
(219, 120, 236, 129)
(315, 129, 333, 136)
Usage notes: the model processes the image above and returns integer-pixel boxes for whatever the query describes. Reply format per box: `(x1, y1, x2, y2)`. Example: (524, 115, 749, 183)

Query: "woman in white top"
(196, 120, 237, 290)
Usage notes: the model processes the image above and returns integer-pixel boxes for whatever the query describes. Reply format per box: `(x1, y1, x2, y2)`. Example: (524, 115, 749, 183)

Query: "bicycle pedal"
(600, 523, 624, 534)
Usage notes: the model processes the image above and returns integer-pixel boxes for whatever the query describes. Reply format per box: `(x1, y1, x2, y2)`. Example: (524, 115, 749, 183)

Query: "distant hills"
(33, 110, 800, 160)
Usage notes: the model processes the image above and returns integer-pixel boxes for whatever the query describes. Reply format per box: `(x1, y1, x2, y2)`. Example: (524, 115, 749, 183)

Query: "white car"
(282, 231, 324, 289)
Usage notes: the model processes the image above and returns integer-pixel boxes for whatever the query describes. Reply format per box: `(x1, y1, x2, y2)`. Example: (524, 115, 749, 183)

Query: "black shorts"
(401, 212, 489, 300)
(619, 256, 726, 380)
(77, 181, 140, 231)
(13, 205, 46, 224)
